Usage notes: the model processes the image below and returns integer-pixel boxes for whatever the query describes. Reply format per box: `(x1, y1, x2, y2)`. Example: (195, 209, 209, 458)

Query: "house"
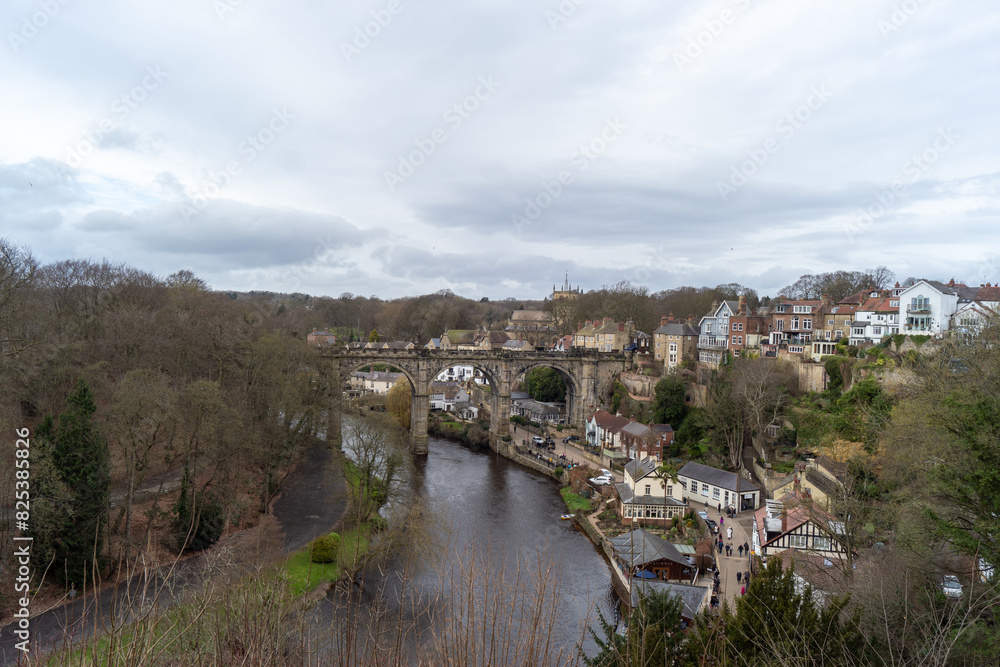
(475, 330, 511, 350)
(627, 580, 710, 625)
(440, 329, 477, 350)
(619, 421, 673, 460)
(809, 302, 859, 360)
(653, 315, 700, 371)
(573, 320, 598, 349)
(429, 381, 470, 411)
(384, 340, 415, 350)
(769, 298, 823, 347)
(306, 328, 337, 347)
(425, 337, 442, 350)
(594, 319, 635, 352)
(752, 496, 851, 562)
(587, 409, 631, 450)
(727, 299, 771, 356)
(615, 457, 687, 526)
(895, 279, 985, 337)
(698, 300, 739, 366)
(511, 398, 564, 423)
(848, 296, 899, 346)
(630, 330, 651, 354)
(769, 456, 847, 511)
(678, 462, 761, 513)
(505, 310, 558, 347)
(349, 371, 405, 395)
(951, 284, 1000, 337)
(609, 529, 696, 582)
(454, 402, 479, 420)
(501, 339, 532, 352)
(549, 335, 574, 352)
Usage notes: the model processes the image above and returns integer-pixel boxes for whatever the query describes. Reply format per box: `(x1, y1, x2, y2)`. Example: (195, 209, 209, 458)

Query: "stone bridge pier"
(325, 349, 627, 456)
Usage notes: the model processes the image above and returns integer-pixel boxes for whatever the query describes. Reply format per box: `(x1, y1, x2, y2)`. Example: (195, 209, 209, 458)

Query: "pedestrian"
(736, 571, 742, 583)
(727, 526, 733, 540)
(717, 542, 723, 554)
(743, 541, 749, 555)
(738, 544, 744, 557)
(718, 503, 722, 513)
(741, 586, 745, 596)
(720, 515, 724, 526)
(745, 570, 751, 584)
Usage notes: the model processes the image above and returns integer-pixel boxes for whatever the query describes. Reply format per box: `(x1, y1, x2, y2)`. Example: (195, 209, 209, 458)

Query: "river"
(321, 430, 617, 664)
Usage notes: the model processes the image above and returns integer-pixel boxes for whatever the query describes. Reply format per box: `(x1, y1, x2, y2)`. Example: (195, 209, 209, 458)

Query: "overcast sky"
(1, 0, 997, 299)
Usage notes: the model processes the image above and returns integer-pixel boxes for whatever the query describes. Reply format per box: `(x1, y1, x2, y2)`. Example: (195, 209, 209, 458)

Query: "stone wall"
(619, 371, 657, 398)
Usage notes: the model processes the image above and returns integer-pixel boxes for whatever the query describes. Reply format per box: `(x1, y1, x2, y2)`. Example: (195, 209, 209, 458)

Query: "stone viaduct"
(323, 348, 628, 455)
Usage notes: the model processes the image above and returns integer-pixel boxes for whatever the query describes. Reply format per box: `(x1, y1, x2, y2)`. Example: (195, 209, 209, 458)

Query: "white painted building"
(848, 295, 900, 345)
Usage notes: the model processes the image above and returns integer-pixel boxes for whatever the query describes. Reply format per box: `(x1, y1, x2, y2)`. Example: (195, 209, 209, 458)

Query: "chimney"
(686, 315, 695, 327)
(668, 312, 675, 322)
(711, 300, 718, 313)
(949, 278, 955, 287)
(738, 295, 745, 313)
(781, 508, 788, 533)
(821, 293, 831, 309)
(618, 322, 624, 332)
(577, 321, 582, 331)
(660, 315, 669, 327)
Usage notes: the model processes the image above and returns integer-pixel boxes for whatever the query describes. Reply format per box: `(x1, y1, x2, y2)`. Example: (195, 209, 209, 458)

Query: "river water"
(324, 431, 617, 664)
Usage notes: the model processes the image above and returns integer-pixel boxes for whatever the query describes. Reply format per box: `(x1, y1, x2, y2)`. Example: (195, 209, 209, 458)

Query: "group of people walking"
(712, 512, 753, 604)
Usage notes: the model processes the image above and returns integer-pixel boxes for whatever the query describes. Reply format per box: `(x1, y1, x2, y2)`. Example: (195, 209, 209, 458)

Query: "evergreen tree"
(172, 464, 224, 553)
(651, 375, 687, 425)
(35, 380, 111, 587)
(585, 589, 686, 666)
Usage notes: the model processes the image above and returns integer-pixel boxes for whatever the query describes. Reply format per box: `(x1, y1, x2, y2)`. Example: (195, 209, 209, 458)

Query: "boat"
(560, 514, 574, 520)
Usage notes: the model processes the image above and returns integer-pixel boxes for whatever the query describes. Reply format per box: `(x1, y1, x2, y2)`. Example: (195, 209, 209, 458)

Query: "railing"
(698, 336, 728, 349)
(907, 306, 931, 314)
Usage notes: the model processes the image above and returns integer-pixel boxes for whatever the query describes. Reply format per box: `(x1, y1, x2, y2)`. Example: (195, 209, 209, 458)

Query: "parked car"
(532, 436, 545, 445)
(941, 575, 963, 599)
(589, 476, 613, 486)
(599, 468, 614, 478)
(697, 510, 709, 522)
(705, 519, 719, 534)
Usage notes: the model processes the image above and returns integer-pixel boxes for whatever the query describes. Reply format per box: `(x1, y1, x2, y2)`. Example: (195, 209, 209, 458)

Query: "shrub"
(369, 516, 389, 533)
(554, 466, 564, 479)
(310, 532, 341, 564)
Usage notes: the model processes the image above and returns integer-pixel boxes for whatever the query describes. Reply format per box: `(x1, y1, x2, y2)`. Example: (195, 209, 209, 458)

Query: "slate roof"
(502, 339, 531, 350)
(510, 309, 555, 324)
(443, 329, 475, 344)
(805, 468, 843, 497)
(426, 338, 441, 349)
(629, 580, 710, 620)
(624, 457, 658, 482)
(621, 421, 652, 439)
(609, 529, 690, 568)
(654, 322, 700, 336)
(513, 399, 561, 416)
(678, 462, 760, 494)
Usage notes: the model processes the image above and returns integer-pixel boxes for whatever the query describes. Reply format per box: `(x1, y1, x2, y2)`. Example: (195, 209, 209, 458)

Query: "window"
(712, 487, 720, 499)
(737, 323, 744, 331)
(732, 323, 738, 331)
(834, 330, 842, 340)
(792, 316, 799, 329)
(666, 486, 673, 496)
(680, 481, 687, 490)
(873, 326, 882, 335)
(737, 336, 743, 345)
(802, 319, 812, 330)
(700, 483, 709, 497)
(732, 335, 738, 345)
(814, 536, 832, 551)
(789, 534, 807, 549)
(828, 319, 834, 326)
(776, 320, 784, 331)
(645, 484, 651, 495)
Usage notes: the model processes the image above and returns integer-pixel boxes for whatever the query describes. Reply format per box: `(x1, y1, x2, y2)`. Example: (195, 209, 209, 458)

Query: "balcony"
(698, 335, 728, 350)
(907, 305, 931, 314)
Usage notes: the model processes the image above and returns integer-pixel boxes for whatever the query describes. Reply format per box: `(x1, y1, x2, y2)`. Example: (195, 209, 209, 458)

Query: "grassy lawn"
(560, 487, 593, 513)
(282, 524, 371, 595)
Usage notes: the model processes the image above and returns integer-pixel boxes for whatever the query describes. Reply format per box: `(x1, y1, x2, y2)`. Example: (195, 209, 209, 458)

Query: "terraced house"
(697, 300, 739, 366)
(653, 315, 700, 371)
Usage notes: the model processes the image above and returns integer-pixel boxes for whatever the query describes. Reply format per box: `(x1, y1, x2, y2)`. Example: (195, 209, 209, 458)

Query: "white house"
(951, 284, 1000, 337)
(678, 462, 761, 514)
(586, 409, 631, 450)
(350, 371, 405, 395)
(848, 295, 900, 346)
(698, 300, 739, 366)
(429, 382, 470, 411)
(752, 496, 850, 562)
(896, 279, 969, 337)
(615, 457, 688, 526)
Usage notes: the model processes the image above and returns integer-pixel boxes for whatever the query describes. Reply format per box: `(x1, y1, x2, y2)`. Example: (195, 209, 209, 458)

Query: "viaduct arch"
(324, 349, 628, 455)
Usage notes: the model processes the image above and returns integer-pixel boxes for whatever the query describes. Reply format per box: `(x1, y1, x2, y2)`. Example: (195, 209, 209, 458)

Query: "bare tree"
(732, 358, 795, 462)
